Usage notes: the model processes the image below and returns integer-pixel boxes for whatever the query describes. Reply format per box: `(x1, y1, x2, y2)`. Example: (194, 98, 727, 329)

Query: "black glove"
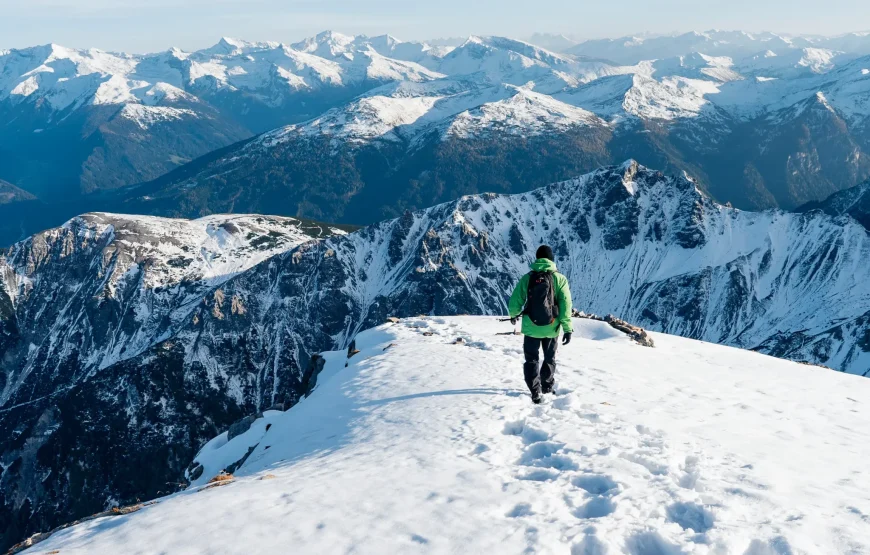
(562, 333, 572, 346)
(510, 317, 518, 325)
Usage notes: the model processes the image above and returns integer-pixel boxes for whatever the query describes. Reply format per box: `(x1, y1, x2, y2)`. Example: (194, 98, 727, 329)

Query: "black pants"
(523, 336, 558, 395)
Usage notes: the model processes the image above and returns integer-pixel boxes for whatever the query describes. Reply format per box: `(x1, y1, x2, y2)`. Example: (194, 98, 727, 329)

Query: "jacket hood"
(530, 258, 557, 272)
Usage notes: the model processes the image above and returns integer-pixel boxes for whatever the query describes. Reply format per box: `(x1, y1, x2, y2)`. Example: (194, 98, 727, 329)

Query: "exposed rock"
(604, 315, 656, 348)
(227, 415, 258, 442)
(572, 309, 655, 348)
(207, 473, 234, 485)
(347, 339, 361, 358)
(225, 445, 258, 475)
(186, 462, 204, 482)
(301, 354, 327, 398)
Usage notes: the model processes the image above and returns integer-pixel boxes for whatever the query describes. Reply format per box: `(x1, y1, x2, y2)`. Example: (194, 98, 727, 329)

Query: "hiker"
(507, 245, 573, 404)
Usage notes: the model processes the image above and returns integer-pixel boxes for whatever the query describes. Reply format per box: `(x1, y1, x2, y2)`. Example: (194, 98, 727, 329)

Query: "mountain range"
(3, 162, 870, 549)
(563, 29, 870, 64)
(3, 26, 870, 551)
(2, 31, 870, 245)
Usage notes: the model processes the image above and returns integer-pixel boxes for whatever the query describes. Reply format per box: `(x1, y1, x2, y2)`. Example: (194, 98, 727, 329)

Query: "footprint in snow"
(552, 396, 575, 411)
(518, 469, 561, 482)
(519, 425, 550, 445)
(572, 474, 620, 497)
(573, 496, 617, 519)
(572, 531, 610, 555)
(743, 536, 795, 555)
(624, 531, 682, 555)
(465, 340, 494, 351)
(520, 441, 580, 471)
(506, 502, 534, 518)
(502, 419, 526, 437)
(520, 441, 564, 461)
(666, 501, 715, 533)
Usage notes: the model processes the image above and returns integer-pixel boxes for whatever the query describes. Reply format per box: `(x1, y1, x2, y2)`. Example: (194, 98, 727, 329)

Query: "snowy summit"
(22, 316, 870, 554)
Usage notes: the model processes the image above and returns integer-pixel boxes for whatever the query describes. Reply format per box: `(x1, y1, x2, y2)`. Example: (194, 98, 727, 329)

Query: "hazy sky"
(1, 0, 867, 53)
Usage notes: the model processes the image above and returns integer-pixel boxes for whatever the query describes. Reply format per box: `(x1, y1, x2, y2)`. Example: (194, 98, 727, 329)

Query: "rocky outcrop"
(573, 310, 655, 348)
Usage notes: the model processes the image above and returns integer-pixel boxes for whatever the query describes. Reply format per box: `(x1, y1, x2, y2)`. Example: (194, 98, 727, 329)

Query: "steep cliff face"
(0, 213, 347, 549)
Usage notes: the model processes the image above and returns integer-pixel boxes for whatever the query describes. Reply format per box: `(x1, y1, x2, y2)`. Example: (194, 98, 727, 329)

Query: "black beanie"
(535, 245, 554, 261)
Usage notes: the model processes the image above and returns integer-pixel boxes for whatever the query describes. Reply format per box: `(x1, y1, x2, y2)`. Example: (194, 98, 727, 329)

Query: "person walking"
(507, 245, 573, 404)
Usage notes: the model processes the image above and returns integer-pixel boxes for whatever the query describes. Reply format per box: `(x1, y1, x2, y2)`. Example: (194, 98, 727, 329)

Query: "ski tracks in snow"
(395, 316, 821, 554)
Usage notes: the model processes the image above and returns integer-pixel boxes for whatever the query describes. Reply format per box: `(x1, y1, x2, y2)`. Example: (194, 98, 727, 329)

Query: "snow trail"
(25, 317, 870, 554)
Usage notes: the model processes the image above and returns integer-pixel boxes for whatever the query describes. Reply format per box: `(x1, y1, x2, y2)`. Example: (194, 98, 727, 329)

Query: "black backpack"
(525, 271, 558, 326)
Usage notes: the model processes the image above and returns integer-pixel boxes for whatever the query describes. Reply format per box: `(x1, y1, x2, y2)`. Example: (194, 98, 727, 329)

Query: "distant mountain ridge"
(2, 30, 870, 246)
(0, 32, 445, 200)
(563, 29, 870, 63)
(113, 36, 870, 229)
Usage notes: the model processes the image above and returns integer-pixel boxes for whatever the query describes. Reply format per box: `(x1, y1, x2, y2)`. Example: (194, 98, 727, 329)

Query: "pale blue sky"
(0, 0, 867, 53)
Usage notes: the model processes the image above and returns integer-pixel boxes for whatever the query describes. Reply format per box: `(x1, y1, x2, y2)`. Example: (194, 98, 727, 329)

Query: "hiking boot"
(542, 383, 556, 395)
(531, 390, 543, 404)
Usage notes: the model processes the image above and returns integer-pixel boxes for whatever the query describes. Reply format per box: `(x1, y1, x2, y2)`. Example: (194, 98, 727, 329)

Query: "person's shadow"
(359, 387, 526, 407)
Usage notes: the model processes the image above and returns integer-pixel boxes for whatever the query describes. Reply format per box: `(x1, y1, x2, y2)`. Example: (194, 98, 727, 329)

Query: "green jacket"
(508, 259, 574, 338)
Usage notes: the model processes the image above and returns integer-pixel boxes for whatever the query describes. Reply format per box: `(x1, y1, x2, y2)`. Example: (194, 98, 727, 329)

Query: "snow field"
(25, 316, 870, 554)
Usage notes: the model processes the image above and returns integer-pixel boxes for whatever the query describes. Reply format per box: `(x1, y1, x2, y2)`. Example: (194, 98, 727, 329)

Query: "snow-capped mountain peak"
(291, 30, 357, 58)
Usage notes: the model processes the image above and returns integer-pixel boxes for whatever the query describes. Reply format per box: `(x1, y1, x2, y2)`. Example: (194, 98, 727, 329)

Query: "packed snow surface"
(28, 316, 870, 554)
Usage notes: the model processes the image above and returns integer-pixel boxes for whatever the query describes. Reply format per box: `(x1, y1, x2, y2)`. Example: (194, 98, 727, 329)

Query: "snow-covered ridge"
(0, 33, 445, 115)
(11, 29, 856, 224)
(5, 212, 337, 290)
(3, 30, 868, 129)
(245, 46, 870, 151)
(23, 316, 870, 554)
(262, 79, 606, 145)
